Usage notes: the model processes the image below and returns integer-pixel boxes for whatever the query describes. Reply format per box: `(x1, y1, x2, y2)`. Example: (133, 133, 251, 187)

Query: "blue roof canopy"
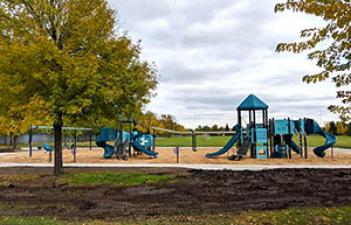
(237, 94, 269, 111)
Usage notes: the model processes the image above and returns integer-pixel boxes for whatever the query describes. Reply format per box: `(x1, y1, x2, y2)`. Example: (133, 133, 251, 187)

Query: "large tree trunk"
(54, 113, 63, 176)
(12, 135, 18, 149)
(9, 133, 13, 147)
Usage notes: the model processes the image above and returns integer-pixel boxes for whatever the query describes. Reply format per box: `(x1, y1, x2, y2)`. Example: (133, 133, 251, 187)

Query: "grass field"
(1, 206, 351, 225)
(155, 135, 351, 148)
(60, 172, 174, 186)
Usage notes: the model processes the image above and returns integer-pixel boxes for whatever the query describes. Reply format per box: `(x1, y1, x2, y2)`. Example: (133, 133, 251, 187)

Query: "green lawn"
(2, 206, 351, 225)
(60, 172, 174, 186)
(155, 135, 351, 148)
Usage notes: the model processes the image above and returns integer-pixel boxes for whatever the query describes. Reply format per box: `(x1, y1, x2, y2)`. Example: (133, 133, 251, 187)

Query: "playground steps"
(228, 144, 251, 161)
(237, 146, 250, 156)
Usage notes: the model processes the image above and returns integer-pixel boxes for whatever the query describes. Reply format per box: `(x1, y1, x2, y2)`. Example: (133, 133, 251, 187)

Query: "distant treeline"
(194, 122, 351, 136)
(324, 121, 351, 136)
(194, 124, 234, 132)
(136, 111, 186, 135)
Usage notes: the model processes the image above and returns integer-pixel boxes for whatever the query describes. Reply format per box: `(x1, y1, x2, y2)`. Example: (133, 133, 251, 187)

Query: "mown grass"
(60, 172, 174, 186)
(0, 217, 65, 225)
(156, 135, 231, 147)
(155, 135, 351, 148)
(2, 206, 351, 225)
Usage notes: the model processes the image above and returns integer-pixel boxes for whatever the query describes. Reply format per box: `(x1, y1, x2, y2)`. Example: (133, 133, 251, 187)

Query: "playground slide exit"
(305, 119, 336, 158)
(206, 124, 241, 158)
(132, 141, 158, 158)
(95, 128, 117, 159)
(96, 139, 114, 159)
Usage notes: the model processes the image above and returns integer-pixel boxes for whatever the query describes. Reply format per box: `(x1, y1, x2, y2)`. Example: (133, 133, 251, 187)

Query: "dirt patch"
(0, 168, 351, 220)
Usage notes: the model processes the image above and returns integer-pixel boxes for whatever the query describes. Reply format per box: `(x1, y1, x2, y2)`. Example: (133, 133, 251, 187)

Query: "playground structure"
(206, 94, 337, 160)
(26, 95, 337, 162)
(95, 120, 157, 160)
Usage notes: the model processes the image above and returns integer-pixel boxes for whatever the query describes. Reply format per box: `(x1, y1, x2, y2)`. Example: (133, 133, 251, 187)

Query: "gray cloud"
(109, 0, 338, 128)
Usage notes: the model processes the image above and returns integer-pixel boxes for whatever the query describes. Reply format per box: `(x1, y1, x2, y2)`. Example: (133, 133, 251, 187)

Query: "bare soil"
(0, 167, 351, 220)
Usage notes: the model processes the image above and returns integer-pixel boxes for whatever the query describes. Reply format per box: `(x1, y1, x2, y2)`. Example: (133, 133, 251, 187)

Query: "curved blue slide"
(285, 135, 301, 154)
(96, 138, 114, 159)
(206, 124, 241, 158)
(96, 128, 117, 159)
(305, 119, 336, 158)
(132, 141, 158, 158)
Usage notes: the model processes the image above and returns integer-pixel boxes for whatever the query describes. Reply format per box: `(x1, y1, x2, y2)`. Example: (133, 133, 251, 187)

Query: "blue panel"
(121, 132, 130, 143)
(97, 128, 117, 142)
(136, 134, 154, 148)
(289, 121, 296, 133)
(274, 120, 289, 135)
(256, 128, 268, 144)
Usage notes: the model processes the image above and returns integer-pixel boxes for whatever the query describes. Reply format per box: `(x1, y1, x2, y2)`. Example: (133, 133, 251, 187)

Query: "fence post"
(29, 125, 33, 158)
(73, 128, 77, 163)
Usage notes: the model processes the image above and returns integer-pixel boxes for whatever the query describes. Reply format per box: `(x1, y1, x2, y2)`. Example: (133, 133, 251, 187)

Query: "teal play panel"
(274, 119, 296, 135)
(135, 134, 154, 148)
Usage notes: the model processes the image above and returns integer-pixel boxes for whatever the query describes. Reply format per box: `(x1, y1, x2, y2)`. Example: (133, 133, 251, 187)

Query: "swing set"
(28, 125, 93, 162)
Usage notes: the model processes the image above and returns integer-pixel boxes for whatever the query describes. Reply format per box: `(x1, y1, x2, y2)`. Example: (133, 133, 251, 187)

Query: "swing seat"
(43, 143, 54, 152)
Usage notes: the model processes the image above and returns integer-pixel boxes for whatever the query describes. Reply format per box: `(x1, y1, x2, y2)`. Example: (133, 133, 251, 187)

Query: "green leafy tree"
(135, 111, 160, 134)
(211, 124, 219, 131)
(336, 121, 347, 135)
(346, 123, 351, 136)
(225, 124, 230, 132)
(275, 1, 351, 121)
(328, 121, 338, 135)
(195, 126, 203, 132)
(0, 0, 157, 175)
(0, 97, 52, 148)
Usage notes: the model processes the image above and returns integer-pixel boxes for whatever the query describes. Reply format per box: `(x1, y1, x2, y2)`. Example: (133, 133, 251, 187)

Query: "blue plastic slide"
(206, 124, 241, 158)
(96, 128, 117, 159)
(305, 119, 336, 158)
(285, 135, 301, 154)
(132, 141, 158, 158)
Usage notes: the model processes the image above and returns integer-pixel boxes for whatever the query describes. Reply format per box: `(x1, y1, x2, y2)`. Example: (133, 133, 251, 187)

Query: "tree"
(211, 124, 219, 132)
(159, 114, 176, 130)
(135, 111, 159, 134)
(346, 123, 351, 136)
(275, 1, 351, 121)
(0, 0, 157, 175)
(225, 124, 230, 132)
(329, 121, 338, 135)
(0, 97, 52, 148)
(336, 121, 347, 135)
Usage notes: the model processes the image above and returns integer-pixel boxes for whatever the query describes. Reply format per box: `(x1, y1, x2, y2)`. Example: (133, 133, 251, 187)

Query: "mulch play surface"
(1, 147, 351, 164)
(0, 167, 351, 220)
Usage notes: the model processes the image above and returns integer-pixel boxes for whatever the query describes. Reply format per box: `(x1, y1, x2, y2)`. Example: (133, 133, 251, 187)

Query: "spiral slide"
(305, 119, 337, 158)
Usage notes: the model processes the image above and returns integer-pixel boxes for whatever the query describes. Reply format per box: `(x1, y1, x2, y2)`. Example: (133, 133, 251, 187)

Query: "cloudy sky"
(108, 0, 339, 128)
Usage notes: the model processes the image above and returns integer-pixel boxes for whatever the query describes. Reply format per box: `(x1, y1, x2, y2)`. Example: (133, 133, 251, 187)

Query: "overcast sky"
(108, 0, 339, 128)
